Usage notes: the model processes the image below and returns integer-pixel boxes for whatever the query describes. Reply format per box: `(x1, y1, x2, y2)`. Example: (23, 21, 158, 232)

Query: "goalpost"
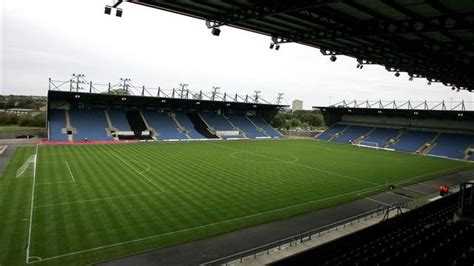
(16, 154, 36, 178)
(357, 141, 380, 149)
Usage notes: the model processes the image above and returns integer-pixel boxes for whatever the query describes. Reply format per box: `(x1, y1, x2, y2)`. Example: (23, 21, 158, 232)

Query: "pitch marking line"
(65, 161, 75, 182)
(26, 164, 466, 263)
(34, 191, 163, 209)
(26, 184, 385, 264)
(400, 186, 430, 195)
(107, 148, 164, 192)
(210, 142, 378, 186)
(36, 161, 76, 185)
(26, 143, 38, 263)
(364, 197, 390, 206)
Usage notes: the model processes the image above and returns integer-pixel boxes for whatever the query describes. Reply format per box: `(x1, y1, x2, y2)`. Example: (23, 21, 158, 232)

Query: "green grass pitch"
(0, 139, 473, 265)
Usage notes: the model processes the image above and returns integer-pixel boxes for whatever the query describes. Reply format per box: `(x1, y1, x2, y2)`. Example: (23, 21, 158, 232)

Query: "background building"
(292, 100, 303, 112)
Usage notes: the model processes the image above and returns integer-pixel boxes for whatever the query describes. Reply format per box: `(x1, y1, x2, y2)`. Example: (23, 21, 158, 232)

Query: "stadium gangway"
(200, 202, 407, 266)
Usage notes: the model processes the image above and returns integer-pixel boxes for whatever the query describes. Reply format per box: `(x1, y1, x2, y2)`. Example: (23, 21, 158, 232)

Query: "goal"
(357, 141, 379, 149)
(15, 155, 35, 178)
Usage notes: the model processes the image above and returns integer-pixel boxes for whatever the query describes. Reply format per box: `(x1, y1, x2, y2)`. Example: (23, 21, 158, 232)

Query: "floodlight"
(330, 55, 337, 62)
(105, 5, 112, 15)
(394, 72, 400, 77)
(211, 28, 221, 36)
(116, 8, 123, 17)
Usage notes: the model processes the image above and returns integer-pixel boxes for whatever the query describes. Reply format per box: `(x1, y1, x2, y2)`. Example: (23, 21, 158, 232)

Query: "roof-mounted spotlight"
(356, 64, 363, 69)
(116, 8, 123, 17)
(394, 72, 400, 77)
(330, 55, 337, 62)
(275, 44, 280, 51)
(211, 27, 221, 36)
(451, 86, 456, 91)
(269, 43, 275, 49)
(104, 5, 112, 15)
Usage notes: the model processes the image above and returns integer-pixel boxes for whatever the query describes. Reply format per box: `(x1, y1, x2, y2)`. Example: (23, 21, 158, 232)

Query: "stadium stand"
(69, 109, 113, 141)
(248, 116, 281, 138)
(315, 124, 348, 141)
(469, 154, 474, 161)
(333, 125, 372, 144)
(108, 110, 132, 131)
(428, 133, 474, 159)
(273, 193, 474, 266)
(362, 127, 400, 147)
(48, 109, 68, 141)
(388, 130, 437, 152)
(143, 111, 187, 140)
(228, 114, 267, 138)
(174, 112, 206, 139)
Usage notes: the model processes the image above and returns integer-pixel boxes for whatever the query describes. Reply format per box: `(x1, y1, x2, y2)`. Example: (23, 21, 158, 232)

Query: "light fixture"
(269, 43, 274, 49)
(104, 5, 112, 15)
(330, 55, 337, 62)
(394, 72, 400, 77)
(356, 64, 363, 69)
(116, 8, 123, 17)
(275, 44, 280, 50)
(211, 27, 221, 36)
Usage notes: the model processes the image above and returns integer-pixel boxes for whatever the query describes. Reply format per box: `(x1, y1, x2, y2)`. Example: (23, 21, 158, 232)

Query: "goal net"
(16, 155, 35, 179)
(358, 141, 379, 149)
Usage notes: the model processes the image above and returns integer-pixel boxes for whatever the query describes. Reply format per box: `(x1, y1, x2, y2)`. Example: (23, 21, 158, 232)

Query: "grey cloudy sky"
(1, 0, 473, 108)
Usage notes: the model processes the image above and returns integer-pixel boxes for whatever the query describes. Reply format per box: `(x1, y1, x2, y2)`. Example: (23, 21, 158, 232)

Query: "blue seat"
(228, 114, 267, 138)
(201, 113, 235, 131)
(109, 110, 131, 131)
(316, 124, 348, 141)
(247, 116, 281, 137)
(48, 109, 68, 141)
(333, 126, 373, 144)
(69, 109, 113, 141)
(428, 133, 474, 159)
(174, 112, 205, 139)
(363, 128, 399, 146)
(388, 130, 436, 152)
(143, 111, 187, 140)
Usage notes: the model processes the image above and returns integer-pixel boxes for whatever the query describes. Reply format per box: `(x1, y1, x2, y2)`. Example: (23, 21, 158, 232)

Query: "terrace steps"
(419, 132, 441, 154)
(384, 130, 404, 148)
(245, 116, 269, 137)
(328, 125, 350, 141)
(104, 110, 118, 140)
(224, 115, 246, 138)
(65, 109, 73, 142)
(140, 111, 157, 141)
(171, 113, 191, 139)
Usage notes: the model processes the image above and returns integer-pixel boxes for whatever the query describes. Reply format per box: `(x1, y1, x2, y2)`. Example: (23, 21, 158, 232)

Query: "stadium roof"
(129, 0, 474, 92)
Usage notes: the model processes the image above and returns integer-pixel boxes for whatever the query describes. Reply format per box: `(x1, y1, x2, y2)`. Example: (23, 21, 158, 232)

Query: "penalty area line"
(107, 148, 164, 192)
(65, 161, 75, 182)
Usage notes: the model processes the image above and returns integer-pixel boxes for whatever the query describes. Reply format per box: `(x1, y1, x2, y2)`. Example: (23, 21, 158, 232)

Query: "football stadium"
(1, 1, 474, 266)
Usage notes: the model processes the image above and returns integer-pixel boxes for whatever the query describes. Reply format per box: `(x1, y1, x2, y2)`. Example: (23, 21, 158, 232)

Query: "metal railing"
(201, 203, 406, 266)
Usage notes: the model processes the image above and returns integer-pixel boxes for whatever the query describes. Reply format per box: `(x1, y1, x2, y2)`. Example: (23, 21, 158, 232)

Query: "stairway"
(171, 113, 191, 139)
(417, 132, 441, 154)
(65, 109, 73, 141)
(188, 113, 218, 138)
(245, 115, 269, 137)
(224, 114, 246, 138)
(104, 110, 118, 140)
(125, 111, 150, 140)
(329, 125, 350, 141)
(140, 112, 157, 140)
